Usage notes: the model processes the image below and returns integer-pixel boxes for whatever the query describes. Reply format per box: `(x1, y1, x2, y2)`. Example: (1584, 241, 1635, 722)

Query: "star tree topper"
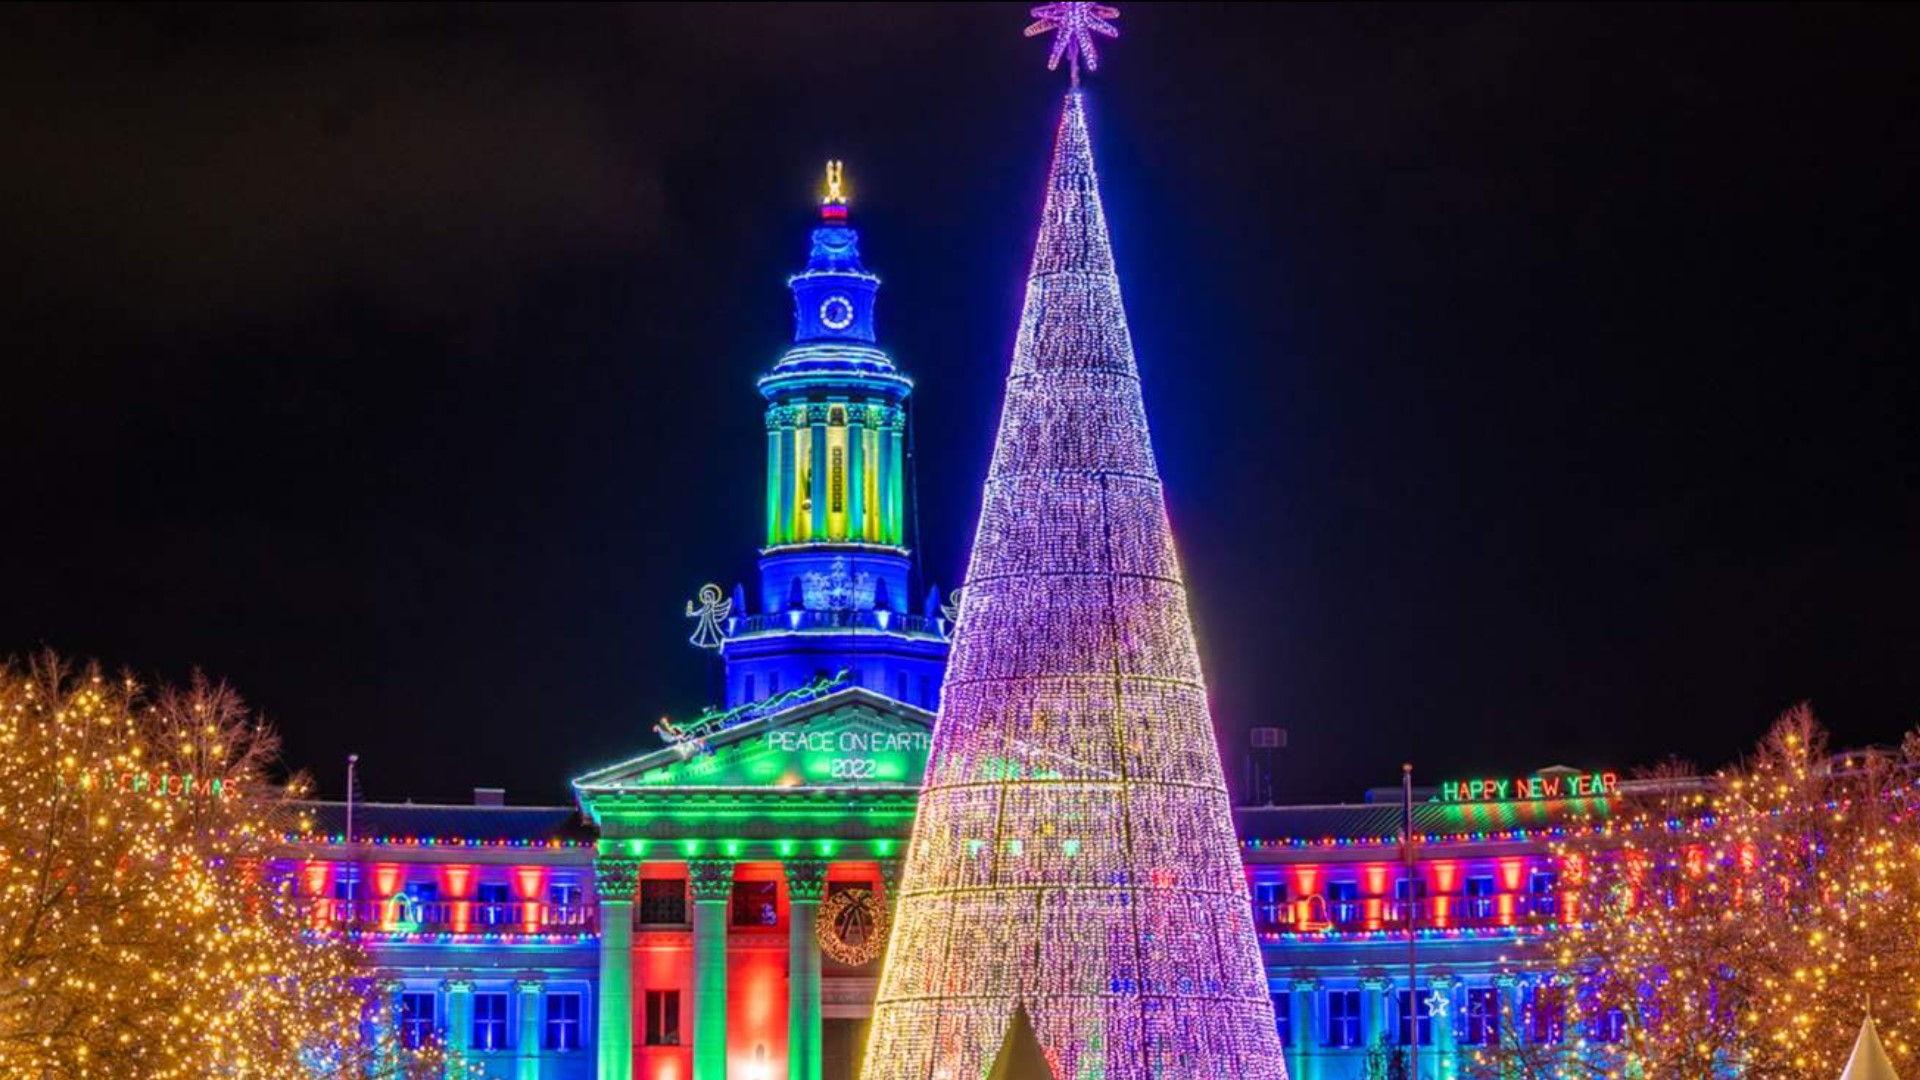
(1025, 2, 1120, 86)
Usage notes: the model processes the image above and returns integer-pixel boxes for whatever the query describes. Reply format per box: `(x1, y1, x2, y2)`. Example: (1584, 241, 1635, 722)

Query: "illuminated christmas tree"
(0, 653, 446, 1080)
(862, 13, 1285, 1077)
(1466, 705, 1920, 1080)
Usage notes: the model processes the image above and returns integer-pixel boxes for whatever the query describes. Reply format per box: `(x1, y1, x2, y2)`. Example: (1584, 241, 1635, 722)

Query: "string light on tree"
(0, 652, 456, 1079)
(861, 7, 1284, 1077)
(1465, 705, 1920, 1080)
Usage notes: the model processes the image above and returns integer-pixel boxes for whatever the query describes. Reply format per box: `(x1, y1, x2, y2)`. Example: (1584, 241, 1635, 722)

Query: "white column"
(689, 858, 735, 1080)
(443, 977, 474, 1078)
(595, 857, 640, 1080)
(516, 977, 544, 1080)
(1290, 978, 1317, 1080)
(1431, 975, 1458, 1080)
(1362, 975, 1389, 1055)
(784, 860, 828, 1080)
(374, 973, 404, 1074)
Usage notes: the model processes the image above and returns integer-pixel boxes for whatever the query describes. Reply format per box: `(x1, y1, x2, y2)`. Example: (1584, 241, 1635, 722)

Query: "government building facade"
(279, 174, 1604, 1080)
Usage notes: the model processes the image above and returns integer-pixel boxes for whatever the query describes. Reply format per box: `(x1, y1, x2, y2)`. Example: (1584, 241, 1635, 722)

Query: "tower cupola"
(691, 163, 948, 713)
(758, 162, 913, 553)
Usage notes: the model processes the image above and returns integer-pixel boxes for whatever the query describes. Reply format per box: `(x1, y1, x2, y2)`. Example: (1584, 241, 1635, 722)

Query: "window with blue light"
(1528, 870, 1560, 917)
(1396, 989, 1435, 1046)
(1325, 989, 1363, 1048)
(1463, 987, 1500, 1046)
(1327, 880, 1359, 923)
(398, 881, 438, 927)
(1393, 876, 1429, 922)
(400, 991, 436, 1049)
(1271, 992, 1291, 1046)
(472, 992, 509, 1051)
(894, 672, 908, 702)
(477, 882, 510, 924)
(1465, 875, 1496, 919)
(1253, 880, 1287, 927)
(550, 880, 582, 909)
(744, 674, 757, 701)
(1595, 1006, 1628, 1044)
(545, 991, 584, 1052)
(332, 869, 360, 902)
(1529, 986, 1566, 1044)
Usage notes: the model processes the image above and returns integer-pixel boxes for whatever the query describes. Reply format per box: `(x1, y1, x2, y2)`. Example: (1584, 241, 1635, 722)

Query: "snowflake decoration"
(1025, 2, 1120, 85)
(801, 556, 876, 611)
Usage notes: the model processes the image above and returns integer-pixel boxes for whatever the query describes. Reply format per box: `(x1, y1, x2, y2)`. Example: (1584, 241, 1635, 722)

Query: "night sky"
(5, 3, 1918, 806)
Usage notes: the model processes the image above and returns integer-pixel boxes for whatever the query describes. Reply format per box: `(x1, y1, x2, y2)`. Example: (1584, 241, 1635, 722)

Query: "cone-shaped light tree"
(1841, 1016, 1902, 1080)
(860, 66, 1285, 1080)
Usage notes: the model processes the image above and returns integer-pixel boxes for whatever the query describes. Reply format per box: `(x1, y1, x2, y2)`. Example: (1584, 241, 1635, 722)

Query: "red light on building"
(1497, 857, 1526, 892)
(1289, 863, 1323, 898)
(1362, 863, 1390, 896)
(442, 864, 474, 896)
(302, 860, 331, 896)
(514, 866, 547, 932)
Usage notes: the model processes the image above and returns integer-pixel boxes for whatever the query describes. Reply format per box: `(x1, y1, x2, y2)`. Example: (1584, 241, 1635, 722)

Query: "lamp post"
(1404, 762, 1419, 1080)
(345, 753, 358, 843)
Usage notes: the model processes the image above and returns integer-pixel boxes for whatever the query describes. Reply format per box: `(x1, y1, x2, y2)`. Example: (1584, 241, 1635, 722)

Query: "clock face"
(820, 294, 856, 332)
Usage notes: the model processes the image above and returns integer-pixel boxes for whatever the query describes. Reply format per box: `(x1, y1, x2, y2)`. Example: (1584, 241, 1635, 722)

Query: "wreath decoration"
(816, 887, 890, 966)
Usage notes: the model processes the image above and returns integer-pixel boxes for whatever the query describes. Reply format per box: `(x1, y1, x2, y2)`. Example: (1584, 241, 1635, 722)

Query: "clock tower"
(708, 163, 950, 712)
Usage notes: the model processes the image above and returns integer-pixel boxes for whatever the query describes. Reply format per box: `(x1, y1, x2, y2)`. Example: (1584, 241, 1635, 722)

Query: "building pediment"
(572, 686, 933, 799)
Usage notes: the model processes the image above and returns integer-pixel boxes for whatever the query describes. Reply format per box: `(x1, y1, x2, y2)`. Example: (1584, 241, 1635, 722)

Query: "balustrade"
(1253, 891, 1564, 934)
(730, 610, 939, 635)
(311, 898, 597, 933)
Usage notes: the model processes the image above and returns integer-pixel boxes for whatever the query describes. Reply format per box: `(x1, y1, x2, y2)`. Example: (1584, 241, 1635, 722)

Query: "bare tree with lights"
(1467, 704, 1920, 1080)
(0, 652, 464, 1080)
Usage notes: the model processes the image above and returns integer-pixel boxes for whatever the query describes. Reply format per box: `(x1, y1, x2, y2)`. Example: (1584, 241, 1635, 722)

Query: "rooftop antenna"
(1247, 727, 1286, 806)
